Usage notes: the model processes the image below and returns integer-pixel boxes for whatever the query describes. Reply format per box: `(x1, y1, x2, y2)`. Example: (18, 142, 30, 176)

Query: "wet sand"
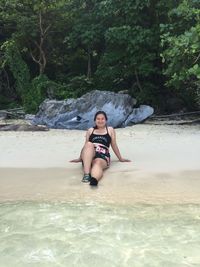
(0, 124, 199, 204)
(0, 168, 200, 204)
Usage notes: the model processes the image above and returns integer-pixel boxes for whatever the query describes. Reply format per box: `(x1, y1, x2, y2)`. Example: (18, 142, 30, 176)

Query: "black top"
(89, 127, 112, 148)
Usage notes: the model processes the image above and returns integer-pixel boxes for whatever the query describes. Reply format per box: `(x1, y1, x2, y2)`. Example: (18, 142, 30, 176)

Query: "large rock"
(124, 105, 154, 125)
(0, 124, 49, 131)
(31, 90, 153, 129)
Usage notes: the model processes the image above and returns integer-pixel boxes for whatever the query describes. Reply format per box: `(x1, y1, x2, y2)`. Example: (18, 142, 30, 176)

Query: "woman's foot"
(90, 177, 98, 186)
(82, 173, 91, 183)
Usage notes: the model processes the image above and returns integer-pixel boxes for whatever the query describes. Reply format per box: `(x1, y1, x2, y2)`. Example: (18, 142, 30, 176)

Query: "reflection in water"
(0, 201, 200, 267)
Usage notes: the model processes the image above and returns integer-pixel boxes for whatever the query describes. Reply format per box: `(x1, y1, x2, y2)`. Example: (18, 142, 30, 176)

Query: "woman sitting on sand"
(70, 111, 130, 186)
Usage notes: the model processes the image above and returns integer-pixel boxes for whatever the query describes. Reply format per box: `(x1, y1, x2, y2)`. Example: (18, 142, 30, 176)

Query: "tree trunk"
(87, 46, 92, 79)
(134, 69, 142, 92)
(30, 11, 50, 75)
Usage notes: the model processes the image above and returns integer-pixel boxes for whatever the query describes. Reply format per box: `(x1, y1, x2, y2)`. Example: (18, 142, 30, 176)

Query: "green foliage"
(23, 75, 47, 113)
(0, 95, 13, 109)
(1, 39, 31, 106)
(66, 75, 94, 97)
(24, 74, 77, 113)
(160, 0, 200, 109)
(94, 1, 161, 104)
(23, 74, 94, 113)
(1, 0, 200, 113)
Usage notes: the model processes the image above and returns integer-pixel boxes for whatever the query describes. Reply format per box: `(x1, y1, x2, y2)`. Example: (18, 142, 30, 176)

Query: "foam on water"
(0, 201, 200, 267)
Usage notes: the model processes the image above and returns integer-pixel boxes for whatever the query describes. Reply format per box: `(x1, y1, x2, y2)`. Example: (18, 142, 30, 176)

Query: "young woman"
(70, 111, 131, 186)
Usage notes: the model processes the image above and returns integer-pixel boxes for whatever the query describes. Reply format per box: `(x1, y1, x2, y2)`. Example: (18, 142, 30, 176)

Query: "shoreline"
(0, 167, 200, 205)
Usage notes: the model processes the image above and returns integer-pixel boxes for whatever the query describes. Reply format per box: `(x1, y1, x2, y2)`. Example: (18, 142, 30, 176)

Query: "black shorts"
(94, 151, 111, 166)
(81, 151, 111, 167)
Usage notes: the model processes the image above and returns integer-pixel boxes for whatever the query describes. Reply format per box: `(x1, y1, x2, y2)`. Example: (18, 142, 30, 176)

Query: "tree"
(0, 0, 67, 75)
(160, 0, 200, 109)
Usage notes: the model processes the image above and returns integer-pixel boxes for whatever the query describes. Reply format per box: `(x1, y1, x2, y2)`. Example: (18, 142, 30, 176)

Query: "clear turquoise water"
(0, 201, 200, 267)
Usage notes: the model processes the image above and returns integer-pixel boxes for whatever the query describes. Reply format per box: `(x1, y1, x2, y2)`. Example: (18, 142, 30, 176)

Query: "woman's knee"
(84, 142, 94, 149)
(81, 142, 95, 159)
(92, 158, 107, 168)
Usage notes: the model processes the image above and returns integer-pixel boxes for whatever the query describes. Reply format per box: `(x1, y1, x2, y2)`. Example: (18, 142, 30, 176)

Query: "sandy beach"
(0, 124, 200, 204)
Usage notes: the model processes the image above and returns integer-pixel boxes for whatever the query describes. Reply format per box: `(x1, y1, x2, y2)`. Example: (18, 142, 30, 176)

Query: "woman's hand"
(70, 158, 82, 163)
(119, 158, 131, 162)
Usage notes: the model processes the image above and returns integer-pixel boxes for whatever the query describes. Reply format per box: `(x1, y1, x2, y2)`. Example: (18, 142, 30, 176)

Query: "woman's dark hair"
(94, 111, 108, 121)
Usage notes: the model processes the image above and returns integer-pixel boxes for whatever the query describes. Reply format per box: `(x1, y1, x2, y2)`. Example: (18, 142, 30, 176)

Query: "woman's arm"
(70, 128, 92, 162)
(110, 127, 131, 162)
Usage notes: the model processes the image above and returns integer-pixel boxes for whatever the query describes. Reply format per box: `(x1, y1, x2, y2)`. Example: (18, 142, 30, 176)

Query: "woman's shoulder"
(87, 127, 94, 133)
(107, 126, 114, 135)
(107, 126, 114, 131)
(85, 127, 94, 139)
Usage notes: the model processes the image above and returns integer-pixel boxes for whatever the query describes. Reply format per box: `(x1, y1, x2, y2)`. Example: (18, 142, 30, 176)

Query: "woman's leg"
(81, 142, 95, 174)
(90, 158, 108, 183)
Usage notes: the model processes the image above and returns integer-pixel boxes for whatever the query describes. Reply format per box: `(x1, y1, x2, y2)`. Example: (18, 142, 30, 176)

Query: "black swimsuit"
(89, 127, 111, 165)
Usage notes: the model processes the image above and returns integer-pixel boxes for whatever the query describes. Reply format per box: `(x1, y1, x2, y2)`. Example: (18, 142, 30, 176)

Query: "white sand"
(0, 124, 200, 204)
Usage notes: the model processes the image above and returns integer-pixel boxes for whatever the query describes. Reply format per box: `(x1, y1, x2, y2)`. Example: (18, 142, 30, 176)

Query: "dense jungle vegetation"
(0, 0, 200, 114)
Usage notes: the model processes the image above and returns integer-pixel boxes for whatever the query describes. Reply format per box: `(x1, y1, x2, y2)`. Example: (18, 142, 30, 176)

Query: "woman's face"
(95, 114, 107, 128)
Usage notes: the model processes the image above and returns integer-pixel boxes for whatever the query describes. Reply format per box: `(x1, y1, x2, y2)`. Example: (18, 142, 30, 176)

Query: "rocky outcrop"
(0, 124, 49, 131)
(124, 105, 154, 125)
(31, 90, 154, 129)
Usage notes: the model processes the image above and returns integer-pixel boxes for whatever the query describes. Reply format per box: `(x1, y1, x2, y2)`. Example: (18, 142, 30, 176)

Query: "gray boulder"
(124, 105, 154, 126)
(0, 124, 49, 131)
(25, 114, 36, 121)
(32, 90, 153, 129)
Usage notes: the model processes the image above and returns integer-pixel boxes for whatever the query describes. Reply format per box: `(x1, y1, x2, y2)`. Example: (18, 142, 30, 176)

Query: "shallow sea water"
(0, 201, 200, 267)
